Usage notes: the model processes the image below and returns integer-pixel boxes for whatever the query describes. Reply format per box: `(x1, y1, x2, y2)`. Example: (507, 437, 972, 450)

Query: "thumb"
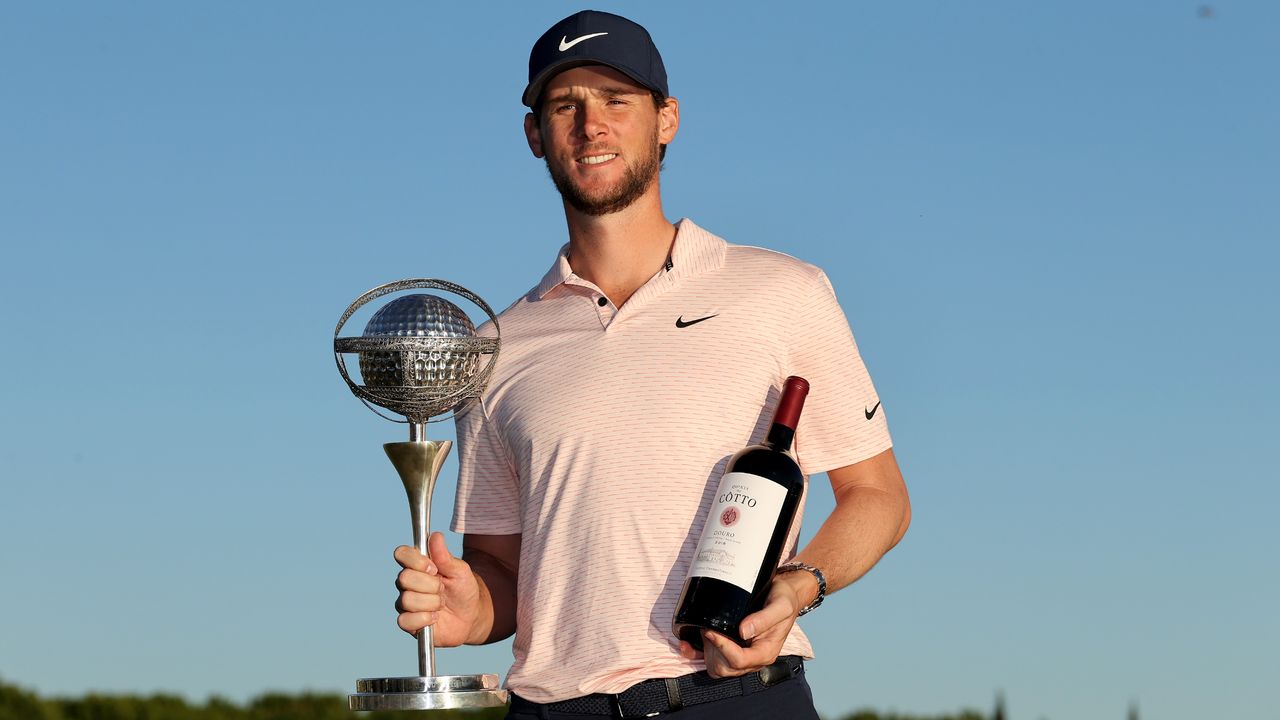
(427, 531, 467, 577)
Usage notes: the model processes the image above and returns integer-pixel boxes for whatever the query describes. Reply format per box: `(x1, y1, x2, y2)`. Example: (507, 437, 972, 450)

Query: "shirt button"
(597, 297, 608, 307)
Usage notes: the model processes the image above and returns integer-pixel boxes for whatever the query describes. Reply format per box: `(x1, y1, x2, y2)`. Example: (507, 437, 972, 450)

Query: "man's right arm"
(394, 531, 521, 646)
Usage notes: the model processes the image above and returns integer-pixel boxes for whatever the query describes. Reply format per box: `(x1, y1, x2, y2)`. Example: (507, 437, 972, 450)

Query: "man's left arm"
(684, 447, 910, 677)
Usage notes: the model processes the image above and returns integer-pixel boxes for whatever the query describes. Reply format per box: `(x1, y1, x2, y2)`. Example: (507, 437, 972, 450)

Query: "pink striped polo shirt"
(451, 219, 892, 702)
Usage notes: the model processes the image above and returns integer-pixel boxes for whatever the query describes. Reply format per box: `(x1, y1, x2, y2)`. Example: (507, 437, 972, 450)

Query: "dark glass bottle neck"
(765, 423, 795, 452)
(765, 376, 808, 453)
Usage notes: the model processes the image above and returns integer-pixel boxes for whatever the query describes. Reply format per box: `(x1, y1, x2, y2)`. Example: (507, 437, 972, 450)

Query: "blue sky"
(1, 3, 1276, 719)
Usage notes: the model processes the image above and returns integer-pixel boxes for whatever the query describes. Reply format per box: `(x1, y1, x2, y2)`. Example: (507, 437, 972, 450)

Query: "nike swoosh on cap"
(559, 32, 609, 51)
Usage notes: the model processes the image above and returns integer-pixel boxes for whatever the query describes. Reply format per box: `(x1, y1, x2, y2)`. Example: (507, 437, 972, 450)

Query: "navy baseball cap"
(523, 10, 668, 108)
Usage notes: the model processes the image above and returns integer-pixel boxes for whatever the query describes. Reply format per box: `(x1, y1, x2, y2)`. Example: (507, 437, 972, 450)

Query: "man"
(394, 10, 910, 719)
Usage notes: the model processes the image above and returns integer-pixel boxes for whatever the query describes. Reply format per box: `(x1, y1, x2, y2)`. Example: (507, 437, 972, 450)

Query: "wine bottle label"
(687, 471, 788, 593)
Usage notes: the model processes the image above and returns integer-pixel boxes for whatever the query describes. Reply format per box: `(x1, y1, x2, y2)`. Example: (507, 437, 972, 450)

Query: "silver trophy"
(334, 278, 507, 711)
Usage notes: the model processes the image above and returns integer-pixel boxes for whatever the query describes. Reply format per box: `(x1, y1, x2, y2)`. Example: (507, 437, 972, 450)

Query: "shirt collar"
(532, 243, 574, 299)
(532, 218, 727, 300)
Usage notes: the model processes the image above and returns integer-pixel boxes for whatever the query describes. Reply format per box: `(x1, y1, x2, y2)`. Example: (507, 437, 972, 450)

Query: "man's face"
(524, 65, 678, 216)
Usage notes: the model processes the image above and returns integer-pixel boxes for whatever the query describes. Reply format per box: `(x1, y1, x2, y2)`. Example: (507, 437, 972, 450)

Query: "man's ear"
(658, 96, 680, 146)
(524, 112, 544, 158)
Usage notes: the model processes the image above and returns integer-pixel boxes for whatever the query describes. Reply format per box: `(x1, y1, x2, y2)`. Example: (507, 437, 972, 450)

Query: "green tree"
(0, 680, 60, 720)
(6, 679, 997, 720)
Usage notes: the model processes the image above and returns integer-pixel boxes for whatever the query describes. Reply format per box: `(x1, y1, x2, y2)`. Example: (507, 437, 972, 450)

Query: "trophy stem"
(350, 434, 508, 711)
(384, 438, 451, 679)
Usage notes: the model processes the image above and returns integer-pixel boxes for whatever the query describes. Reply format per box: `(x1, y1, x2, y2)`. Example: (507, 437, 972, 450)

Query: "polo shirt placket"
(545, 248, 686, 332)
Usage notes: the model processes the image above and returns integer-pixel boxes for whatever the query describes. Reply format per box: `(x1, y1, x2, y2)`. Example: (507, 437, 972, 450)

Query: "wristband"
(776, 562, 826, 616)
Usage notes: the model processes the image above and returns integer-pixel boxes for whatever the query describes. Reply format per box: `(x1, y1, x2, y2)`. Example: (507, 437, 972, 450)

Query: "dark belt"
(511, 655, 804, 718)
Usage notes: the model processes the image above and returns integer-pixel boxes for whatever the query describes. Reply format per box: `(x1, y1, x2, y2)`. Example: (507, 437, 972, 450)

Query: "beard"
(544, 135, 661, 216)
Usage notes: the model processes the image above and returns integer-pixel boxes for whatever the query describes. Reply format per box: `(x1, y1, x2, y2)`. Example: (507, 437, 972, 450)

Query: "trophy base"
(349, 674, 508, 711)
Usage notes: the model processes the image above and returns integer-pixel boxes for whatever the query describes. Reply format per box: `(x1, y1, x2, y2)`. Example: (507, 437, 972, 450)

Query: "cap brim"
(522, 58, 661, 108)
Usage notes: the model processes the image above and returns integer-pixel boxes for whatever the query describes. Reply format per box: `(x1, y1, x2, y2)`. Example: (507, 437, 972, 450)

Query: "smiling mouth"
(577, 153, 618, 165)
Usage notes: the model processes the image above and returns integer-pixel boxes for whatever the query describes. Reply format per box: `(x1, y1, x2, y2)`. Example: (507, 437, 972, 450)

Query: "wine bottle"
(672, 376, 809, 650)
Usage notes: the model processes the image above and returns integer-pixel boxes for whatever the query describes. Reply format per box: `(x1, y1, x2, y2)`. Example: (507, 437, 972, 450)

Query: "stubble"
(544, 131, 661, 216)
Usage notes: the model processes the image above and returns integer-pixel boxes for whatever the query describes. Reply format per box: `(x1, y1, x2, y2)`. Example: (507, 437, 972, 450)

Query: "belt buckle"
(757, 656, 798, 688)
(611, 693, 661, 719)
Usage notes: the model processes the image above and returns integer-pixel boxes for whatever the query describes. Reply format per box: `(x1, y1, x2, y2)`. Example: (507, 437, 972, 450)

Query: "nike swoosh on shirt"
(675, 314, 718, 328)
(865, 401, 882, 420)
(559, 32, 609, 51)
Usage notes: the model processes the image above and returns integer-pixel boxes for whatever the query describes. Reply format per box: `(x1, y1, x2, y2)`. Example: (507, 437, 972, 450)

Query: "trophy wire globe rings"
(334, 279, 500, 426)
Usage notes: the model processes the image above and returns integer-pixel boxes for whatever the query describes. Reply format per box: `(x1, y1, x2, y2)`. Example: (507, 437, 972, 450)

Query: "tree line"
(0, 679, 988, 720)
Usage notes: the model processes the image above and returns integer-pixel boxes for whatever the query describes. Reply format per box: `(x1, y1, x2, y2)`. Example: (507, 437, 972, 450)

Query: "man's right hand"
(394, 532, 483, 647)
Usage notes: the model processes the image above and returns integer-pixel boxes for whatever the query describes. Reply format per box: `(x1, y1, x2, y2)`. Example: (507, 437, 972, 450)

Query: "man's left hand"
(677, 574, 808, 678)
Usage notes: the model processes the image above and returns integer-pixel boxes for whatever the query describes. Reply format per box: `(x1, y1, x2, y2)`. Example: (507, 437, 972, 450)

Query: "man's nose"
(576, 102, 608, 138)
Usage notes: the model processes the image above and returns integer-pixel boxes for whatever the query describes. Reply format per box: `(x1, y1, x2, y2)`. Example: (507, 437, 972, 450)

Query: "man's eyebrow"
(542, 91, 576, 105)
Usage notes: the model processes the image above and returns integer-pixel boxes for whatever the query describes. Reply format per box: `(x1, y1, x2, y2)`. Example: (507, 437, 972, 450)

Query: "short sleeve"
(787, 270, 893, 474)
(450, 397, 522, 534)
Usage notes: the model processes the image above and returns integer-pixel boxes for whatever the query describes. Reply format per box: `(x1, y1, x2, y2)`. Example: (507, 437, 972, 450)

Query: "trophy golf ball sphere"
(358, 294, 480, 387)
